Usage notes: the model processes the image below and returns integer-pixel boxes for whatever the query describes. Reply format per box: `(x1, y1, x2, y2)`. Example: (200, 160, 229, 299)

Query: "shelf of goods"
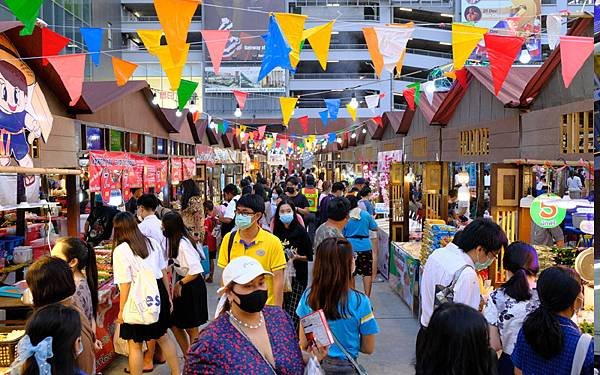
(420, 220, 457, 264)
(94, 245, 120, 372)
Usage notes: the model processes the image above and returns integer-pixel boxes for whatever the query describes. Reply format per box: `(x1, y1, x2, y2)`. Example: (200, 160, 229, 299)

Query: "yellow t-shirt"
(218, 229, 286, 305)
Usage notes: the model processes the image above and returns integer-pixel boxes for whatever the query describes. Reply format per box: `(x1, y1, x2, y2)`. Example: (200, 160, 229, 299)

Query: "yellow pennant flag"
(346, 104, 357, 121)
(302, 21, 335, 70)
(279, 97, 298, 126)
(155, 44, 190, 90)
(395, 50, 406, 78)
(112, 57, 138, 86)
(452, 23, 488, 71)
(274, 13, 307, 68)
(154, 0, 200, 62)
(240, 125, 247, 132)
(444, 71, 457, 79)
(137, 29, 164, 55)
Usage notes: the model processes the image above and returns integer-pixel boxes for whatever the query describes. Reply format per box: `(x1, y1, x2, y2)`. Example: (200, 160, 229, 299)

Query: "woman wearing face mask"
(11, 303, 88, 375)
(272, 199, 313, 329)
(184, 256, 326, 374)
(265, 186, 283, 226)
(512, 266, 593, 374)
(162, 211, 209, 354)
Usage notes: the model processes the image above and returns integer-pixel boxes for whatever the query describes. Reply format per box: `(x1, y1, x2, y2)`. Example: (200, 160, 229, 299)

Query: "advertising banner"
(267, 151, 286, 166)
(388, 243, 421, 313)
(156, 160, 169, 193)
(204, 66, 286, 93)
(182, 158, 196, 180)
(196, 144, 216, 167)
(88, 151, 130, 204)
(143, 160, 156, 193)
(171, 157, 182, 185)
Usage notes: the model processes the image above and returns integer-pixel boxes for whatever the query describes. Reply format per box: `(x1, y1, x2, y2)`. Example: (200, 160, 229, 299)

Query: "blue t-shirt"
(343, 210, 378, 252)
(296, 288, 379, 360)
(512, 315, 594, 375)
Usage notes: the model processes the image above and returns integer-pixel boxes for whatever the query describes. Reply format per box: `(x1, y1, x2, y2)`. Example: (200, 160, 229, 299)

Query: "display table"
(388, 242, 422, 316)
(95, 279, 120, 372)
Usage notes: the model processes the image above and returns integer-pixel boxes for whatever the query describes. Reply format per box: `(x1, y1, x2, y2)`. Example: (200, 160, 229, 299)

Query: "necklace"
(228, 311, 264, 329)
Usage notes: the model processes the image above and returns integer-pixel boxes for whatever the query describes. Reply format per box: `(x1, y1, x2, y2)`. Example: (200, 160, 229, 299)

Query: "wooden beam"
(0, 166, 81, 175)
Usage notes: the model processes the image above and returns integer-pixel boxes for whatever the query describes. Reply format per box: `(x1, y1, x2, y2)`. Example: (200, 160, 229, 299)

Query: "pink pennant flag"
(47, 54, 86, 105)
(372, 115, 383, 128)
(201, 30, 230, 75)
(299, 115, 309, 134)
(233, 90, 248, 110)
(484, 34, 524, 95)
(559, 36, 593, 88)
(258, 126, 267, 140)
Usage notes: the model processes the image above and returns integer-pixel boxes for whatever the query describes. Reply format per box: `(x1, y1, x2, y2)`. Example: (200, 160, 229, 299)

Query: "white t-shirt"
(173, 238, 204, 277)
(567, 176, 583, 191)
(224, 195, 241, 220)
(138, 215, 166, 253)
(113, 237, 167, 284)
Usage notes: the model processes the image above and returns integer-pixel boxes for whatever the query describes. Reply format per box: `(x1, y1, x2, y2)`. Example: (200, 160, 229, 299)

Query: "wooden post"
(440, 162, 449, 221)
(476, 163, 485, 217)
(66, 174, 80, 236)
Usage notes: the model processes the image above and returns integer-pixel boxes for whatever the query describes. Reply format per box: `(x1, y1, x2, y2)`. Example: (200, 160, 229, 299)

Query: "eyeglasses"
(236, 210, 256, 215)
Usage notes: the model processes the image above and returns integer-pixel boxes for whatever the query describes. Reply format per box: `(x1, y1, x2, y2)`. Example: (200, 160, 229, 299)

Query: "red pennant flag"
(484, 34, 524, 95)
(372, 115, 383, 127)
(192, 111, 201, 123)
(47, 54, 86, 106)
(233, 90, 248, 110)
(299, 115, 309, 134)
(403, 88, 416, 111)
(201, 30, 230, 75)
(258, 126, 266, 140)
(379, 93, 386, 99)
(455, 68, 468, 89)
(559, 36, 593, 88)
(42, 28, 69, 66)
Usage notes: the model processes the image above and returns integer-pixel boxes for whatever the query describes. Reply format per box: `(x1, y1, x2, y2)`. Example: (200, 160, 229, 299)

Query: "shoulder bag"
(570, 333, 592, 375)
(122, 242, 161, 325)
(434, 264, 473, 308)
(330, 331, 368, 375)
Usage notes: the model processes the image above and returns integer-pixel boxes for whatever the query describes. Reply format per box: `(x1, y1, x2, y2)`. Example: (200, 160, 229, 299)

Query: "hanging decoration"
(155, 43, 190, 90)
(137, 29, 164, 55)
(455, 68, 468, 89)
(274, 13, 307, 68)
(279, 97, 298, 126)
(407, 82, 421, 106)
(422, 81, 435, 105)
(395, 50, 406, 78)
(324, 99, 341, 121)
(546, 15, 566, 50)
(327, 133, 337, 144)
(346, 104, 357, 121)
(80, 28, 103, 66)
(258, 15, 294, 82)
(233, 90, 248, 110)
(363, 27, 384, 78)
(403, 88, 416, 111)
(373, 23, 414, 75)
(192, 111, 201, 123)
(302, 21, 335, 70)
(6, 0, 42, 36)
(41, 28, 70, 66)
(365, 94, 380, 109)
(47, 54, 86, 106)
(484, 33, 524, 94)
(112, 57, 138, 86)
(154, 0, 200, 62)
(201, 30, 230, 75)
(319, 109, 329, 127)
(177, 79, 199, 111)
(372, 116, 383, 127)
(221, 119, 230, 134)
(559, 36, 593, 88)
(258, 126, 267, 139)
(452, 23, 488, 71)
(299, 115, 309, 134)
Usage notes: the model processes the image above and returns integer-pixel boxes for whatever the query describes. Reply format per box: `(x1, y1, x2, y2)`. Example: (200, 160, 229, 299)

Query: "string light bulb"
(176, 110, 182, 117)
(362, 128, 367, 134)
(349, 95, 359, 109)
(234, 105, 242, 118)
(336, 137, 342, 143)
(519, 49, 531, 64)
(351, 133, 357, 138)
(152, 93, 159, 105)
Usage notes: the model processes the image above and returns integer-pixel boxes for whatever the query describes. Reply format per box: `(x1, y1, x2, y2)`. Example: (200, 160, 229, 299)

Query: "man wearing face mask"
(285, 176, 310, 219)
(417, 219, 508, 351)
(218, 194, 287, 307)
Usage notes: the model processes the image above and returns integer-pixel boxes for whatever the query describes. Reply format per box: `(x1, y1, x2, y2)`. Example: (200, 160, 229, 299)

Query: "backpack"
(122, 241, 161, 325)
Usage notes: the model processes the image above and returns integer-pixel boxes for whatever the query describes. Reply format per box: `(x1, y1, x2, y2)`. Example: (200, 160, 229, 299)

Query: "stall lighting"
(152, 93, 159, 105)
(234, 106, 242, 118)
(351, 133, 357, 139)
(519, 49, 531, 64)
(457, 169, 470, 185)
(399, 7, 413, 11)
(458, 184, 470, 202)
(362, 128, 367, 134)
(336, 137, 342, 143)
(349, 95, 359, 109)
(405, 168, 415, 183)
(175, 110, 182, 117)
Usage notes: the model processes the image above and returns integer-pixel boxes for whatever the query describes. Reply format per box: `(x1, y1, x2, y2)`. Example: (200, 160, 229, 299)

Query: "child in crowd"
(203, 200, 219, 283)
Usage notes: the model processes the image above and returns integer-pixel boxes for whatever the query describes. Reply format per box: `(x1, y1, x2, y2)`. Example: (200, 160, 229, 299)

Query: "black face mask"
(286, 187, 296, 194)
(232, 289, 268, 313)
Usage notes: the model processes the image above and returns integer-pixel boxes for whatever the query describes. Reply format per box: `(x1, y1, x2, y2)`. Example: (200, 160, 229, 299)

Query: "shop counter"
(388, 242, 422, 316)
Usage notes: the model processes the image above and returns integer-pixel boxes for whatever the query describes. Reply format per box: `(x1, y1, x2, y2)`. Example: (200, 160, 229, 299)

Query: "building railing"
(393, 17, 452, 29)
(291, 0, 380, 6)
(291, 72, 378, 79)
(122, 14, 202, 23)
(391, 0, 453, 7)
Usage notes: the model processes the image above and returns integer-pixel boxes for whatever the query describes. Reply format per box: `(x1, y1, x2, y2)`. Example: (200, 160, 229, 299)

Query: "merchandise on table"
(389, 242, 422, 315)
(94, 246, 113, 285)
(420, 220, 457, 264)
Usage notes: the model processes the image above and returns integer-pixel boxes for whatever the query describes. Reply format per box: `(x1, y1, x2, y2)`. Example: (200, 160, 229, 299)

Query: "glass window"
(110, 129, 124, 151)
(130, 133, 141, 153)
(156, 138, 167, 154)
(85, 126, 104, 150)
(144, 136, 153, 155)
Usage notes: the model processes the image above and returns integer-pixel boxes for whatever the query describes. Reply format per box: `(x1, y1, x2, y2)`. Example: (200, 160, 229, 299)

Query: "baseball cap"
(355, 177, 366, 185)
(217, 256, 272, 294)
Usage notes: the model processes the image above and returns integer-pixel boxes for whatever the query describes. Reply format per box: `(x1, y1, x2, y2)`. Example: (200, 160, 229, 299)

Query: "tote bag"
(122, 251, 161, 325)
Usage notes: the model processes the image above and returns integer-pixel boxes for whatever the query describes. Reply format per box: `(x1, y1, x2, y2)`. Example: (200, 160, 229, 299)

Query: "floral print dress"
(72, 277, 94, 325)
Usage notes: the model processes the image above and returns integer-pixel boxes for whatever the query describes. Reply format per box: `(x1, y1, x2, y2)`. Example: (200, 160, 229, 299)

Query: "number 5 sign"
(530, 194, 567, 228)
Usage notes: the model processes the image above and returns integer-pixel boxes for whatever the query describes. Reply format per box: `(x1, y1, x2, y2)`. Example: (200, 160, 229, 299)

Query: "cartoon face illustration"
(0, 64, 28, 115)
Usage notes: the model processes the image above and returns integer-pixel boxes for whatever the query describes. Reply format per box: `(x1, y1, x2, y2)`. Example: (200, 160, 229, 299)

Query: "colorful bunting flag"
(365, 94, 380, 109)
(154, 0, 200, 62)
(452, 23, 488, 71)
(155, 44, 190, 90)
(346, 104, 357, 121)
(6, 0, 42, 36)
(192, 111, 201, 123)
(407, 82, 421, 106)
(547, 15, 566, 50)
(258, 15, 293, 82)
(274, 13, 307, 68)
(47, 54, 86, 106)
(319, 109, 329, 127)
(41, 28, 69, 66)
(217, 121, 223, 134)
(484, 33, 524, 94)
(444, 71, 457, 80)
(202, 30, 230, 75)
(373, 24, 414, 74)
(328, 133, 336, 144)
(233, 90, 248, 110)
(258, 126, 267, 139)
(279, 97, 298, 126)
(299, 115, 309, 134)
(363, 27, 384, 78)
(372, 115, 383, 128)
(112, 57, 138, 86)
(302, 21, 335, 70)
(222, 119, 229, 134)
(559, 36, 593, 88)
(324, 99, 341, 121)
(177, 79, 199, 111)
(137, 29, 164, 55)
(80, 28, 103, 66)
(403, 88, 416, 111)
(455, 68, 468, 89)
(395, 50, 406, 78)
(422, 81, 435, 105)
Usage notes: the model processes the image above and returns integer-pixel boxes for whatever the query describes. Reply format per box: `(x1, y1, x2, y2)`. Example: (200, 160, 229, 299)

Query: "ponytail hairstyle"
(522, 266, 582, 359)
(54, 237, 99, 318)
(501, 241, 539, 301)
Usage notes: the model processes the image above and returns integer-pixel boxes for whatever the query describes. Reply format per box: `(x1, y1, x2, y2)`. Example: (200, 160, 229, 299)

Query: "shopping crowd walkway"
(104, 273, 420, 374)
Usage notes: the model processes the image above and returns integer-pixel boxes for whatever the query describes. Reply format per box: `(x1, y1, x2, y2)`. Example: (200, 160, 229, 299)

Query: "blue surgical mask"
(280, 213, 294, 225)
(272, 194, 279, 201)
(235, 214, 254, 230)
(474, 252, 495, 271)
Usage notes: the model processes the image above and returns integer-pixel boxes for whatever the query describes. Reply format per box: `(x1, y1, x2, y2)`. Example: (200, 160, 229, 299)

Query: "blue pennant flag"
(328, 133, 336, 144)
(257, 15, 293, 82)
(80, 27, 103, 66)
(222, 119, 229, 134)
(324, 99, 341, 121)
(319, 109, 329, 127)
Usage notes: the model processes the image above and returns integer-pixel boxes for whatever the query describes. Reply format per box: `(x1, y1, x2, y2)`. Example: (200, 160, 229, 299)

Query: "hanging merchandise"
(346, 104, 357, 121)
(177, 79, 199, 111)
(452, 23, 488, 71)
(201, 30, 230, 75)
(365, 94, 380, 109)
(319, 109, 329, 127)
(363, 27, 384, 78)
(483, 33, 524, 94)
(299, 115, 309, 134)
(559, 36, 593, 88)
(373, 23, 414, 75)
(6, 0, 42, 36)
(154, 0, 200, 62)
(155, 44, 190, 90)
(273, 13, 307, 67)
(233, 90, 248, 110)
(403, 88, 416, 111)
(279, 97, 298, 126)
(302, 21, 335, 70)
(137, 29, 164, 55)
(47, 54, 86, 106)
(80, 28, 103, 66)
(258, 15, 294, 82)
(112, 57, 138, 86)
(41, 28, 70, 66)
(324, 99, 341, 121)
(546, 15, 566, 50)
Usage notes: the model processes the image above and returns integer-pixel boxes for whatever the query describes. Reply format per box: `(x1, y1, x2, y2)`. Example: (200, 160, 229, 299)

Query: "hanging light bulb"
(189, 99, 197, 113)
(234, 105, 242, 118)
(336, 137, 342, 143)
(175, 110, 182, 117)
(349, 95, 359, 109)
(152, 93, 159, 105)
(457, 168, 470, 185)
(458, 184, 470, 202)
(209, 121, 216, 129)
(405, 167, 415, 183)
(519, 49, 531, 64)
(351, 133, 357, 139)
(362, 128, 367, 134)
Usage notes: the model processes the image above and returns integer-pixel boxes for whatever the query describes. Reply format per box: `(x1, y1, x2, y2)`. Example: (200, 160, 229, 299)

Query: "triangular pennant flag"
(279, 97, 298, 126)
(137, 29, 163, 55)
(240, 125, 247, 132)
(258, 15, 293, 82)
(192, 111, 201, 123)
(47, 54, 86, 106)
(249, 131, 255, 141)
(222, 119, 229, 134)
(112, 57, 138, 86)
(452, 23, 488, 70)
(324, 99, 341, 121)
(372, 115, 383, 128)
(547, 15, 566, 50)
(6, 0, 42, 36)
(299, 115, 309, 134)
(365, 94, 380, 109)
(363, 27, 384, 78)
(395, 50, 406, 78)
(177, 79, 199, 111)
(302, 21, 335, 70)
(422, 81, 435, 105)
(274, 13, 307, 68)
(233, 90, 248, 110)
(41, 28, 69, 66)
(455, 68, 468, 88)
(201, 30, 230, 75)
(374, 24, 414, 74)
(444, 71, 457, 79)
(319, 109, 329, 127)
(484, 33, 524, 94)
(328, 133, 336, 144)
(407, 82, 421, 106)
(217, 121, 223, 134)
(80, 28, 103, 66)
(559, 36, 593, 88)
(403, 88, 416, 111)
(242, 132, 250, 144)
(155, 44, 190, 90)
(258, 126, 266, 140)
(154, 0, 200, 63)
(346, 104, 357, 121)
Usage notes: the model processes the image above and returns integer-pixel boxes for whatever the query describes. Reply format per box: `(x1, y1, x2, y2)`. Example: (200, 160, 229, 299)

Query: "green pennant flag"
(217, 121, 224, 134)
(177, 79, 199, 111)
(299, 39, 306, 50)
(407, 82, 422, 106)
(6, 0, 43, 36)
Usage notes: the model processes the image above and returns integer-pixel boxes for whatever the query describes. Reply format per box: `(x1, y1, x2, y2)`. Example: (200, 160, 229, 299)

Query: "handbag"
(570, 333, 592, 375)
(434, 264, 473, 308)
(330, 331, 368, 375)
(122, 246, 161, 325)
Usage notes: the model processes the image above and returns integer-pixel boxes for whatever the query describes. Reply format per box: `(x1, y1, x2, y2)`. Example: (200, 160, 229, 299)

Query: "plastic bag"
(283, 259, 294, 293)
(304, 355, 324, 375)
(114, 323, 146, 356)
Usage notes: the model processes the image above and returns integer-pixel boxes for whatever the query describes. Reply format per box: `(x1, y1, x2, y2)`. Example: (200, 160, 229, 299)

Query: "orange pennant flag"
(192, 111, 201, 123)
(112, 57, 138, 86)
(154, 0, 200, 62)
(363, 27, 383, 78)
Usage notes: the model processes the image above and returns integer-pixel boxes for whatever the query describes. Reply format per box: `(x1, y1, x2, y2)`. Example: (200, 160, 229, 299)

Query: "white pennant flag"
(423, 81, 436, 105)
(547, 15, 566, 50)
(374, 25, 414, 74)
(365, 94, 380, 109)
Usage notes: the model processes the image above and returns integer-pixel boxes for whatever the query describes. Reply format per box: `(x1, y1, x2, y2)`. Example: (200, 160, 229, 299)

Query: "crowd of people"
(8, 167, 595, 375)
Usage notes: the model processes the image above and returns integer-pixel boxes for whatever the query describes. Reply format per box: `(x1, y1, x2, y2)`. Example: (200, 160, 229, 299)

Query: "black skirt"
(120, 279, 171, 343)
(171, 275, 208, 329)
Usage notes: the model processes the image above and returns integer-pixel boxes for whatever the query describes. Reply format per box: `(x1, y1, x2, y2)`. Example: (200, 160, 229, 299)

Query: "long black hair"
(501, 242, 539, 301)
(416, 303, 497, 375)
(522, 266, 582, 359)
(162, 211, 197, 259)
(181, 179, 201, 210)
(273, 199, 300, 235)
(26, 257, 76, 308)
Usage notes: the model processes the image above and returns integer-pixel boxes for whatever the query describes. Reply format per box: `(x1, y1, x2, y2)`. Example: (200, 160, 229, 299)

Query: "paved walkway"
(104, 273, 420, 374)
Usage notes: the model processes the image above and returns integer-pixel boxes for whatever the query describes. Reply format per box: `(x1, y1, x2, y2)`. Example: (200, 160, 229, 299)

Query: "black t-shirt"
(274, 223, 313, 285)
(289, 193, 309, 210)
(86, 205, 118, 245)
